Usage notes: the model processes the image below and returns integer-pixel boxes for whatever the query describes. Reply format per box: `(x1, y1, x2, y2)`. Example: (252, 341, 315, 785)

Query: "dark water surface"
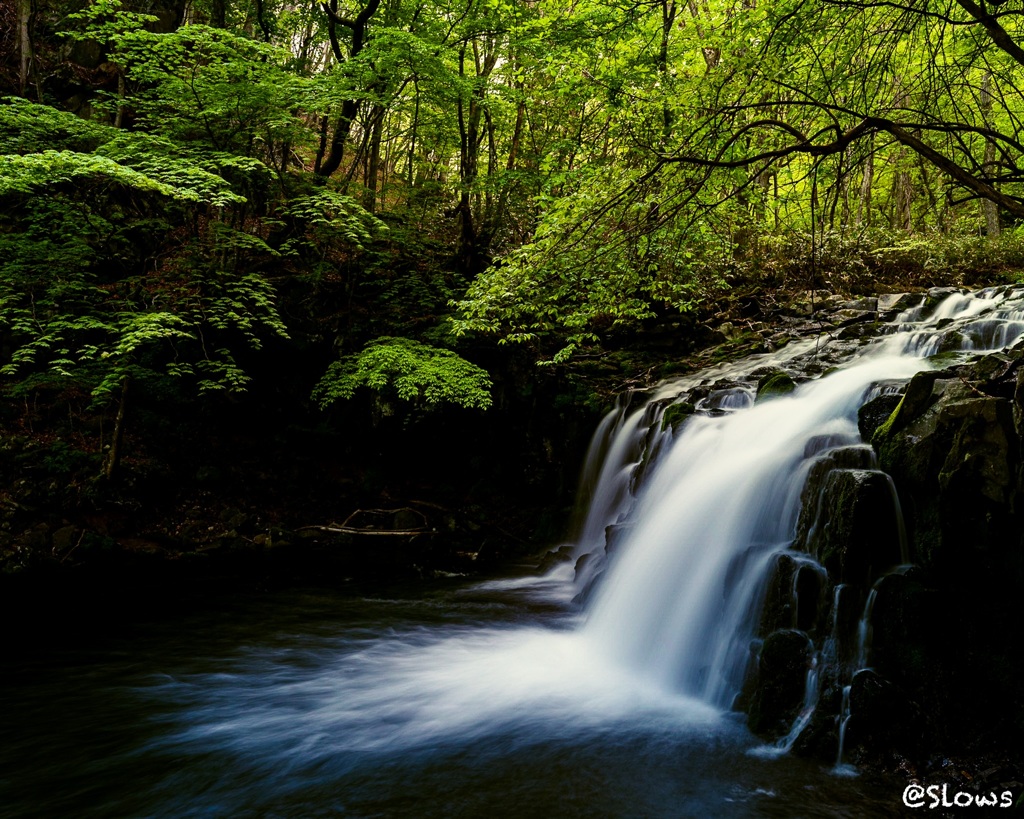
(1, 579, 905, 818)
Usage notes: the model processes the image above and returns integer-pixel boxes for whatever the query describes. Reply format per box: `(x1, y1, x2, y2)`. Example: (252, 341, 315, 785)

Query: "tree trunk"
(104, 378, 129, 482)
(114, 70, 126, 129)
(363, 104, 384, 212)
(315, 0, 382, 180)
(981, 73, 1001, 237)
(17, 0, 33, 98)
(858, 146, 874, 227)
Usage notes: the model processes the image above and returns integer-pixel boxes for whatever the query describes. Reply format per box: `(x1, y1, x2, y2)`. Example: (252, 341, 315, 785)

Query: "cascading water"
(568, 284, 1024, 736)
(581, 356, 922, 704)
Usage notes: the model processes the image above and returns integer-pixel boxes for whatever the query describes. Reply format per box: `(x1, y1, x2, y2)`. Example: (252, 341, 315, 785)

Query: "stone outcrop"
(747, 629, 814, 738)
(745, 312, 1024, 768)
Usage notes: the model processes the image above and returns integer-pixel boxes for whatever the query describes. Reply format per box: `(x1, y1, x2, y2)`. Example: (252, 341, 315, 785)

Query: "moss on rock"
(661, 401, 696, 432)
(755, 370, 797, 402)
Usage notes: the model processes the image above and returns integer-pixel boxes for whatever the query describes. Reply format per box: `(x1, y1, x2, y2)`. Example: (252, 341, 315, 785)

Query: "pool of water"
(0, 578, 905, 818)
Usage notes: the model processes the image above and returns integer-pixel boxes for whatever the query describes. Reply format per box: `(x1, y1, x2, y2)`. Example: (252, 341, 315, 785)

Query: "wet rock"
(935, 329, 968, 353)
(828, 309, 876, 328)
(844, 668, 921, 760)
(660, 402, 695, 432)
(731, 638, 762, 714)
(796, 468, 903, 586)
(870, 370, 960, 444)
(704, 385, 753, 411)
(803, 435, 862, 458)
(840, 297, 878, 312)
(925, 286, 961, 309)
(759, 553, 797, 633)
(875, 389, 1017, 574)
(748, 629, 813, 739)
(858, 393, 903, 441)
(755, 370, 796, 402)
(537, 543, 574, 573)
(794, 564, 824, 633)
(573, 550, 592, 580)
(836, 322, 878, 340)
(878, 293, 918, 312)
(968, 352, 1013, 383)
(868, 572, 937, 692)
(604, 522, 635, 556)
(792, 446, 878, 552)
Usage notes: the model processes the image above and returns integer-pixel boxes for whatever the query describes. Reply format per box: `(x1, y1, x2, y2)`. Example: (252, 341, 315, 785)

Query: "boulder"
(748, 629, 814, 739)
(843, 668, 921, 761)
(858, 393, 904, 441)
(660, 401, 695, 432)
(878, 293, 919, 312)
(840, 297, 879, 312)
(755, 370, 797, 402)
(797, 468, 903, 586)
(792, 445, 880, 552)
(758, 553, 798, 634)
(828, 309, 876, 328)
(874, 388, 1017, 575)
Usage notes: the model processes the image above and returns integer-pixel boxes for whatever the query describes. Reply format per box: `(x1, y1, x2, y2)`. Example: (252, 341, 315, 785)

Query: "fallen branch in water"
(297, 525, 434, 536)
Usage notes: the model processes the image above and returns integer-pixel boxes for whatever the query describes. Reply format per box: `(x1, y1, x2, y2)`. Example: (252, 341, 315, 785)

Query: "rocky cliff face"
(745, 315, 1024, 779)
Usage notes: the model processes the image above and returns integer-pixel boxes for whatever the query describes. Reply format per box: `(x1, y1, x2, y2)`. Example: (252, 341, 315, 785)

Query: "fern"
(313, 337, 492, 410)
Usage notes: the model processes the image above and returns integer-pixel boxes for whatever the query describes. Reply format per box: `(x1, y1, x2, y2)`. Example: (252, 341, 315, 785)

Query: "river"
(0, 581, 903, 817)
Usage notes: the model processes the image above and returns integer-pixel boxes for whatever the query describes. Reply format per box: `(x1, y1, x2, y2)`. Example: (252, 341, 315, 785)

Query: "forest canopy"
(3, 0, 1024, 382)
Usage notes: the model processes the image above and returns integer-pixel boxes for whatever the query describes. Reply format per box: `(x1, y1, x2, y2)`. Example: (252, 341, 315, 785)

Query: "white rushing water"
(140, 286, 1024, 771)
(565, 285, 1024, 714)
(582, 352, 926, 704)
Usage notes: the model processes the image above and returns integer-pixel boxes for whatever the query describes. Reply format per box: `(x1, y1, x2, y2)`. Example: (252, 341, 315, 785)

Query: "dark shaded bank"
(0, 350, 607, 627)
(0, 281, 901, 608)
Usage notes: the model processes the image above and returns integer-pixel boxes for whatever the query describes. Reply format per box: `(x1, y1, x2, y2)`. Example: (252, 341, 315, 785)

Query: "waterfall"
(582, 355, 923, 704)
(573, 285, 1024, 716)
(101, 285, 1024, 812)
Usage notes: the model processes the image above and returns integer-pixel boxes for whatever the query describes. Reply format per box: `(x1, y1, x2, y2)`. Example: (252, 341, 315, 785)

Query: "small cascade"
(776, 650, 820, 753)
(855, 587, 879, 672)
(830, 585, 879, 774)
(567, 401, 643, 560)
(834, 684, 855, 776)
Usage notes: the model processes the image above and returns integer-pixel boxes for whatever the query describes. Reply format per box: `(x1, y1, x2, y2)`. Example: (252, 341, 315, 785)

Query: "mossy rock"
(792, 445, 878, 552)
(844, 669, 922, 762)
(858, 393, 904, 441)
(876, 392, 1017, 577)
(869, 395, 905, 447)
(661, 401, 696, 432)
(870, 369, 952, 446)
(797, 467, 903, 586)
(747, 629, 813, 739)
(755, 370, 796, 402)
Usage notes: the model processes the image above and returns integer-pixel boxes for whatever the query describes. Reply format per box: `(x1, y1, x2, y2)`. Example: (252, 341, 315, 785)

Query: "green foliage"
(0, 135, 287, 409)
(279, 190, 387, 255)
(313, 337, 492, 410)
(110, 23, 311, 158)
(453, 165, 729, 362)
(0, 150, 185, 198)
(0, 98, 111, 154)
